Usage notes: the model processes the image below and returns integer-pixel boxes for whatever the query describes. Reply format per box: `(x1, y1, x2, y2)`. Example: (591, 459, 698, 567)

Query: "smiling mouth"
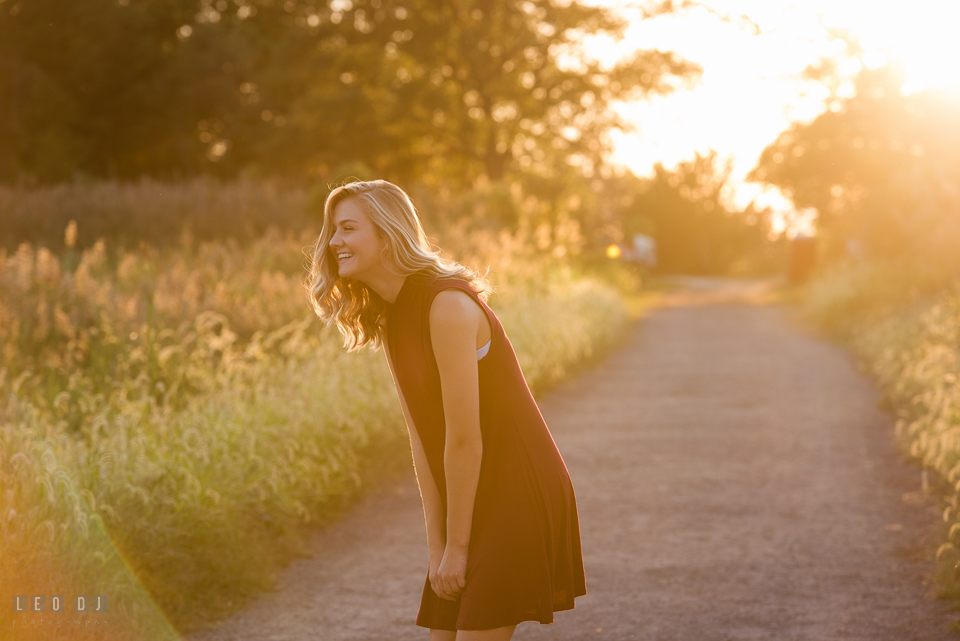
(337, 253, 354, 262)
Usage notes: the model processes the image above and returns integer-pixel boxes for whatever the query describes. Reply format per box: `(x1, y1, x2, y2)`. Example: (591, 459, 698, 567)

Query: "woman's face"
(328, 197, 389, 283)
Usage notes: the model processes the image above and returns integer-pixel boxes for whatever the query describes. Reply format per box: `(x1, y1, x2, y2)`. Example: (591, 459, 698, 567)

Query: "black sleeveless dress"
(384, 270, 586, 631)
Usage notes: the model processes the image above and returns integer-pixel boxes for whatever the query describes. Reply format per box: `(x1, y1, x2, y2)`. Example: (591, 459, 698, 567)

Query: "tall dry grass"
(849, 287, 960, 622)
(800, 257, 955, 335)
(802, 260, 960, 623)
(1, 198, 629, 639)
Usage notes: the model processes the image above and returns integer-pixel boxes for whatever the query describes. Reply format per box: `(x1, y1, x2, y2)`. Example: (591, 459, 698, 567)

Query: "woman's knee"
(454, 624, 517, 641)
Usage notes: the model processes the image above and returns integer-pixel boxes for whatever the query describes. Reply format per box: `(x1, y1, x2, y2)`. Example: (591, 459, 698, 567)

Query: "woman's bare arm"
(381, 332, 452, 597)
(428, 290, 486, 600)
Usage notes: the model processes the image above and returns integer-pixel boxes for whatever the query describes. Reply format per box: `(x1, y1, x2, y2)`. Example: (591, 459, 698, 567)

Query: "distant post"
(787, 232, 817, 284)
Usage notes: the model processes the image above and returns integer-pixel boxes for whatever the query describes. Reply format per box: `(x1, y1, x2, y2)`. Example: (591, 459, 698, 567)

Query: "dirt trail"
(187, 280, 958, 640)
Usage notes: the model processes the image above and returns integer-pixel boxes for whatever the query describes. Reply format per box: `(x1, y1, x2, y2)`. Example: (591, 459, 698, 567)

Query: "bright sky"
(582, 0, 960, 221)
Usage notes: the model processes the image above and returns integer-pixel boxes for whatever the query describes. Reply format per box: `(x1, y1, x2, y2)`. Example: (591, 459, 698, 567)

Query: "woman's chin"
(337, 260, 359, 277)
(338, 270, 363, 284)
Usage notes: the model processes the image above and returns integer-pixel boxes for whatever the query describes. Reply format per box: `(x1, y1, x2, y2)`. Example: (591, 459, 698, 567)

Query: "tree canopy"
(750, 65, 960, 262)
(0, 0, 699, 186)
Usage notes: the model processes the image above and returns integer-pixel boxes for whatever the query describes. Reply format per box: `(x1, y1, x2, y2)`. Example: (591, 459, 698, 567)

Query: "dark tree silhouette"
(0, 0, 699, 185)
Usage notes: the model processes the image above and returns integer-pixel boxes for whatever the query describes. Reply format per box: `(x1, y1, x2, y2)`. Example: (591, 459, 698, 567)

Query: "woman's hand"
(430, 544, 468, 601)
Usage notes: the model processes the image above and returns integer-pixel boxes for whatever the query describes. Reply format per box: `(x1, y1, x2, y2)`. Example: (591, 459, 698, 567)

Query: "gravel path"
(187, 283, 958, 640)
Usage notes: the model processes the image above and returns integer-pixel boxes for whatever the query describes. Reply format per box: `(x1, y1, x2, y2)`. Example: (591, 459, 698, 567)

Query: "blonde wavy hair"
(304, 179, 494, 351)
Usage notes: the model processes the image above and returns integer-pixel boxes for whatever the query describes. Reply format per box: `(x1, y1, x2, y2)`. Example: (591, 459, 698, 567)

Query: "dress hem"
(415, 593, 585, 632)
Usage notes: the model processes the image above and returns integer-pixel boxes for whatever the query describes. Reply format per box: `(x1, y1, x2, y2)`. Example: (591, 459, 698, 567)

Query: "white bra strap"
(476, 338, 492, 360)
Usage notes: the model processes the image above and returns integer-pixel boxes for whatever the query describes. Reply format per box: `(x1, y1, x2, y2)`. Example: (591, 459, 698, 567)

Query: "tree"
(0, 0, 209, 180)
(599, 152, 774, 274)
(277, 0, 699, 187)
(749, 65, 960, 262)
(0, 0, 699, 188)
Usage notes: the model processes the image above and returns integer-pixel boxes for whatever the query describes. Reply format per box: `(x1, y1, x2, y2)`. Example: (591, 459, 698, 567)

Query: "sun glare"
(585, 0, 960, 229)
(827, 0, 960, 94)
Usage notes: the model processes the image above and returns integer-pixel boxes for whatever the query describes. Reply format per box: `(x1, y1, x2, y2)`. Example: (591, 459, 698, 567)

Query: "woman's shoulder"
(428, 281, 490, 337)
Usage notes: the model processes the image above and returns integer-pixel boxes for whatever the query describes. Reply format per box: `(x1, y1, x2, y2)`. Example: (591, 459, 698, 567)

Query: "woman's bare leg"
(455, 625, 517, 641)
(430, 630, 457, 641)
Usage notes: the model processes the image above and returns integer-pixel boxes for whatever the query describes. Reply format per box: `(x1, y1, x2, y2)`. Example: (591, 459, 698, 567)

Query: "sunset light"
(4, 2, 960, 637)
(586, 0, 960, 218)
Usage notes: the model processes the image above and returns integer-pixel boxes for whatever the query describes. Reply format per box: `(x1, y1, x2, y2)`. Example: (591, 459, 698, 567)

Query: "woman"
(305, 180, 586, 640)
